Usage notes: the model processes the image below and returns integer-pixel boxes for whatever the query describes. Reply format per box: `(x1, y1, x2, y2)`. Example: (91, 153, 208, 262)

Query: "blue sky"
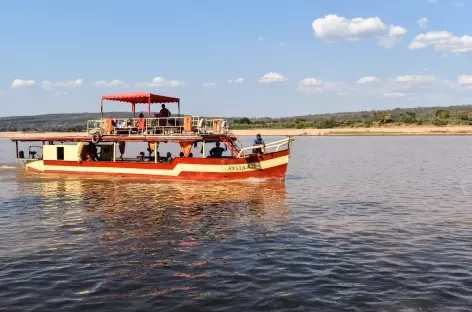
(1, 0, 472, 117)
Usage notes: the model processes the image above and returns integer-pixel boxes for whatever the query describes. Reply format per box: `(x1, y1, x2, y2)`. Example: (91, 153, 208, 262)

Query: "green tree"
(435, 109, 450, 119)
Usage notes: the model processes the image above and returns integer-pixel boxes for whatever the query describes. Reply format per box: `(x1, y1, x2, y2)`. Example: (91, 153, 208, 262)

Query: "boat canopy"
(101, 92, 181, 118)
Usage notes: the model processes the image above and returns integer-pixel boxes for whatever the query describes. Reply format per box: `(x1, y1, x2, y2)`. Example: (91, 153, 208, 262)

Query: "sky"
(1, 0, 472, 117)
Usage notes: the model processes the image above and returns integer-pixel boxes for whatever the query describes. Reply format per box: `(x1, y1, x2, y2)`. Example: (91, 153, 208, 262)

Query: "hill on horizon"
(1, 104, 472, 132)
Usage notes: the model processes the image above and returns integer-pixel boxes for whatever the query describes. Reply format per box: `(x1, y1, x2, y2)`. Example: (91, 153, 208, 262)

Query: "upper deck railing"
(87, 116, 229, 137)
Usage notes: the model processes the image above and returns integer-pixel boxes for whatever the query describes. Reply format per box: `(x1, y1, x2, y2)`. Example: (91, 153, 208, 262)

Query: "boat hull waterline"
(24, 150, 290, 181)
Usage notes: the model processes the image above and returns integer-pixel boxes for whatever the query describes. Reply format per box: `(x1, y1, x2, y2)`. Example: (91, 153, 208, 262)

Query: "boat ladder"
(219, 135, 241, 157)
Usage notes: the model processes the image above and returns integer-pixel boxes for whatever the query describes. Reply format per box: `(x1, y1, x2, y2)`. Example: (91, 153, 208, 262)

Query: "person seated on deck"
(138, 151, 145, 161)
(86, 143, 99, 161)
(188, 153, 193, 158)
(252, 133, 265, 155)
(160, 152, 173, 162)
(179, 152, 185, 157)
(209, 142, 225, 158)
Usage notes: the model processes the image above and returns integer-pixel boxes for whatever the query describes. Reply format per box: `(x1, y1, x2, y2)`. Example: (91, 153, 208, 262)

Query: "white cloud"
(297, 78, 353, 93)
(94, 80, 128, 88)
(54, 91, 69, 96)
(417, 17, 428, 29)
(454, 3, 465, 7)
(202, 81, 216, 87)
(145, 77, 185, 88)
(258, 72, 287, 83)
(428, 0, 438, 3)
(388, 25, 407, 37)
(395, 75, 436, 83)
(384, 92, 408, 98)
(409, 31, 472, 54)
(357, 76, 380, 84)
(43, 79, 83, 90)
(11, 79, 36, 88)
(257, 36, 264, 41)
(458, 75, 472, 85)
(312, 14, 407, 48)
(228, 78, 244, 84)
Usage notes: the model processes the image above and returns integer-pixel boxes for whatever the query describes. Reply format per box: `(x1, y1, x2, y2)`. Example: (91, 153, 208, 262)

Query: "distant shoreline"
(3, 126, 472, 139)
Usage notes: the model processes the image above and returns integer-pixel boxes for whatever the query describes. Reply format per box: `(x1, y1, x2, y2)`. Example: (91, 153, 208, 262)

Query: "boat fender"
(92, 133, 101, 144)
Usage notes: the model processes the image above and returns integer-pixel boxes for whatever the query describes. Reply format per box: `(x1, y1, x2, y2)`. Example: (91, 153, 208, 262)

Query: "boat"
(11, 92, 294, 181)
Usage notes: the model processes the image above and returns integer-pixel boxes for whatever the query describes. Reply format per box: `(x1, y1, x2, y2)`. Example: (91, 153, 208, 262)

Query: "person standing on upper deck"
(159, 104, 171, 117)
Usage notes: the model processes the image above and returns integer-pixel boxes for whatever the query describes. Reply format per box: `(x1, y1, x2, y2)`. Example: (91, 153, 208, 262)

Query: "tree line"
(229, 105, 472, 129)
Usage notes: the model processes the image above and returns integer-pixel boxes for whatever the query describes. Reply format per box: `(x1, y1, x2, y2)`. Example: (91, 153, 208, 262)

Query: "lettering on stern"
(226, 163, 261, 172)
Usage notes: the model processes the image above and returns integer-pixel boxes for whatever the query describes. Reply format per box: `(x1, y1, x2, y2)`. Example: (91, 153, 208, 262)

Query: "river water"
(1, 136, 472, 312)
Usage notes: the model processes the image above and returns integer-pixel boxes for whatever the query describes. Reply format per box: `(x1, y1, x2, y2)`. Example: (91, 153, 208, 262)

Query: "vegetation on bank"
(230, 106, 472, 129)
(1, 105, 472, 132)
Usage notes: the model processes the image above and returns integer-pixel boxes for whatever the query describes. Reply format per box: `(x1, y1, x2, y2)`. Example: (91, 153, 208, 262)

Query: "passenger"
(253, 133, 265, 155)
(209, 142, 225, 158)
(137, 113, 146, 133)
(188, 153, 193, 158)
(87, 143, 98, 161)
(179, 152, 185, 157)
(138, 151, 145, 161)
(159, 104, 171, 117)
(166, 152, 173, 162)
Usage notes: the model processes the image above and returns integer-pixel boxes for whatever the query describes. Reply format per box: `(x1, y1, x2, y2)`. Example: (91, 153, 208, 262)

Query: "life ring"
(91, 132, 101, 144)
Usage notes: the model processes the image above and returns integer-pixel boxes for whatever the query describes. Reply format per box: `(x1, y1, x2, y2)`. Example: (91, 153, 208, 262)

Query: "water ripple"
(1, 137, 472, 311)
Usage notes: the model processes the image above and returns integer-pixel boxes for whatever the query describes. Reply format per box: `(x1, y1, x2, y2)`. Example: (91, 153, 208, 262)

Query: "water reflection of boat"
(34, 175, 291, 232)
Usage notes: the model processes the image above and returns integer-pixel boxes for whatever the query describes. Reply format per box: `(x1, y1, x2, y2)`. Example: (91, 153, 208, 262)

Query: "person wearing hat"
(253, 134, 265, 155)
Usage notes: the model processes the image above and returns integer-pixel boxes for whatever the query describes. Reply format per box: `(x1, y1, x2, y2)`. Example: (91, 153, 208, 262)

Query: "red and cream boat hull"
(25, 149, 290, 181)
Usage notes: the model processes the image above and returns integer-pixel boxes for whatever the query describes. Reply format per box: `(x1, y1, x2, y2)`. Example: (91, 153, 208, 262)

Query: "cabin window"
(56, 147, 64, 160)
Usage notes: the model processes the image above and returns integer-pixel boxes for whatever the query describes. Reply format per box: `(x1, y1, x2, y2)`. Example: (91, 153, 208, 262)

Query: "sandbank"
(2, 126, 472, 139)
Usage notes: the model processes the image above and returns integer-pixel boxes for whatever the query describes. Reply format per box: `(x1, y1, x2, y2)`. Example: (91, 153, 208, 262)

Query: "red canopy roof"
(101, 92, 180, 104)
(100, 92, 180, 117)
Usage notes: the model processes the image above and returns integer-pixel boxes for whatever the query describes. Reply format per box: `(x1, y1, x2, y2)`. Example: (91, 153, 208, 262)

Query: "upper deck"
(86, 115, 230, 140)
(83, 91, 233, 142)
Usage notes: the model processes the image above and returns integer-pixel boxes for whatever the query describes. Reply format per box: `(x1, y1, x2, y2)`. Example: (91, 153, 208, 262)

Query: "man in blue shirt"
(253, 133, 265, 155)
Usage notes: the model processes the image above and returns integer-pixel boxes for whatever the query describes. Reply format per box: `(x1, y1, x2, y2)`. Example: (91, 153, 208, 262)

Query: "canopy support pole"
(113, 142, 116, 162)
(100, 99, 104, 119)
(202, 141, 206, 158)
(15, 141, 18, 159)
(148, 97, 151, 117)
(178, 100, 180, 116)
